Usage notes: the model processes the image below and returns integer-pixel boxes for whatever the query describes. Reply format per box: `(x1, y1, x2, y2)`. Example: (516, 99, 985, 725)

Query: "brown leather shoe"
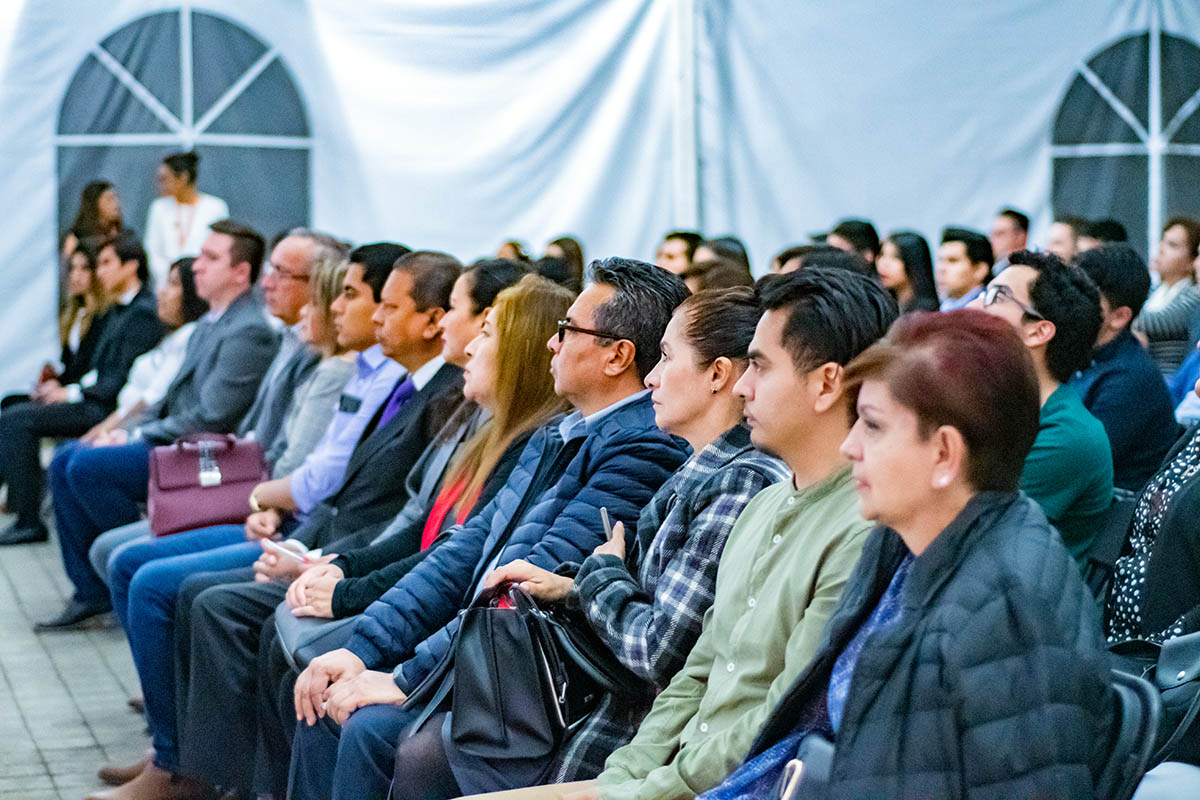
(96, 752, 151, 787)
(85, 763, 208, 799)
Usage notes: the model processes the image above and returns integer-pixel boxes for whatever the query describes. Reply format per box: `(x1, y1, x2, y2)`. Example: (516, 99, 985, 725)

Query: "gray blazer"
(139, 289, 280, 446)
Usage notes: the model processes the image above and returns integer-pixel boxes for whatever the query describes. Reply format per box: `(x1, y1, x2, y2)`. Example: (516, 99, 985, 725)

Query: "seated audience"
(875, 230, 940, 313)
(1077, 217, 1128, 253)
(1133, 217, 1200, 376)
(704, 309, 1115, 800)
(0, 232, 163, 545)
(655, 230, 702, 275)
(177, 265, 539, 799)
(484, 288, 788, 785)
(974, 249, 1112, 563)
(1070, 245, 1180, 490)
(1046, 213, 1087, 263)
(40, 228, 335, 630)
(589, 267, 895, 800)
(545, 236, 585, 290)
(936, 226, 992, 310)
(81, 257, 208, 447)
(286, 258, 691, 800)
(825, 218, 880, 264)
(89, 248, 462, 799)
(988, 206, 1029, 273)
(40, 220, 277, 629)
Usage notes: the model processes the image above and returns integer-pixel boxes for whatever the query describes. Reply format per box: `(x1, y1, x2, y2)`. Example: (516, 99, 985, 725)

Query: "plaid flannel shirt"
(549, 423, 787, 781)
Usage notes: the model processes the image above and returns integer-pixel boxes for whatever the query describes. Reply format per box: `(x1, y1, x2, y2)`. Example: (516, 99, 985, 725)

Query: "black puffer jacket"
(748, 491, 1115, 799)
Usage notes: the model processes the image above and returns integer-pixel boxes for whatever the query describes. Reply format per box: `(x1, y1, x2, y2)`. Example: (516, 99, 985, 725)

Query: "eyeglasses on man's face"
(982, 283, 1044, 321)
(556, 319, 626, 344)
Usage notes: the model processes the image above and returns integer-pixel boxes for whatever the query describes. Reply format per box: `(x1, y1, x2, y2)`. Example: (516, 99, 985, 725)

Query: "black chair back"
(1083, 491, 1139, 601)
(1098, 669, 1162, 800)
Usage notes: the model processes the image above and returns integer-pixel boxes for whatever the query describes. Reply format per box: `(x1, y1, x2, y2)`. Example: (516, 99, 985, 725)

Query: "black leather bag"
(1110, 630, 1200, 765)
(404, 583, 648, 766)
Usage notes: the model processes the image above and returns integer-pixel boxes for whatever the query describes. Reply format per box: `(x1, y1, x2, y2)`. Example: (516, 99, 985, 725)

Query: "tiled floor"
(0, 517, 149, 799)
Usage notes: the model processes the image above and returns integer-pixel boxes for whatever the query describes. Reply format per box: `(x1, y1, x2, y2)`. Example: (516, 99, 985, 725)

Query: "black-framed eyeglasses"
(556, 319, 626, 344)
(983, 284, 1044, 321)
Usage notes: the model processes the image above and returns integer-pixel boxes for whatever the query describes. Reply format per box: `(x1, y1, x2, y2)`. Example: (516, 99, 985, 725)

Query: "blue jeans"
(109, 525, 260, 769)
(289, 703, 419, 800)
(48, 439, 151, 606)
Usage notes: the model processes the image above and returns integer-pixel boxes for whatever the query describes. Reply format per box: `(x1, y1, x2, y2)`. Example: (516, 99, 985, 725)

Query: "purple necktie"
(376, 376, 416, 429)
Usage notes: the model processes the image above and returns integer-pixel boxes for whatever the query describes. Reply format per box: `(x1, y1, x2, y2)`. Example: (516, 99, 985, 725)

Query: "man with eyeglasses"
(973, 249, 1113, 565)
(287, 257, 691, 800)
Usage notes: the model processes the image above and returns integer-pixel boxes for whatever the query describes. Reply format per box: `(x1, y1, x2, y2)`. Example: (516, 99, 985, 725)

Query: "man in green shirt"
(594, 267, 898, 800)
(974, 249, 1113, 563)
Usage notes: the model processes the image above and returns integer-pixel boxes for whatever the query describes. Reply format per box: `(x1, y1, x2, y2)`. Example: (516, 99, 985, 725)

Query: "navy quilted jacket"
(743, 491, 1115, 799)
(343, 393, 690, 692)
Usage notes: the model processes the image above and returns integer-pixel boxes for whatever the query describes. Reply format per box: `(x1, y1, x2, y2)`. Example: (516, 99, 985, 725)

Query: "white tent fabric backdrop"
(0, 0, 1197, 393)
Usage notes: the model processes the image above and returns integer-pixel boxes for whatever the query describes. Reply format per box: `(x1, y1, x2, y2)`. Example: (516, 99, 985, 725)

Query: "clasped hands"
(293, 648, 407, 726)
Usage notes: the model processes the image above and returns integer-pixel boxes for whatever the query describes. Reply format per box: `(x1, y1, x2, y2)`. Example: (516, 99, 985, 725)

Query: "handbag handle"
(173, 433, 238, 451)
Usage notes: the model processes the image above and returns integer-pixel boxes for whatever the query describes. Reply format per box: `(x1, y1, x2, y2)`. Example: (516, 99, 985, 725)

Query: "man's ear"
(1023, 318, 1056, 349)
(810, 362, 844, 414)
(973, 263, 991, 285)
(603, 339, 639, 378)
(1109, 305, 1133, 332)
(422, 308, 446, 341)
(235, 261, 253, 286)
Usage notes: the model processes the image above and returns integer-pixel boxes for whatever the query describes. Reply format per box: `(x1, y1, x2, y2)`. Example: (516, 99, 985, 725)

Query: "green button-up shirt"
(597, 466, 869, 800)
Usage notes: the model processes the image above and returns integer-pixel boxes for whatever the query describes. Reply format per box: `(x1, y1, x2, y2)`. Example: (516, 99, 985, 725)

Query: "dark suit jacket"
(291, 361, 464, 552)
(80, 285, 165, 411)
(139, 289, 279, 445)
(59, 311, 108, 387)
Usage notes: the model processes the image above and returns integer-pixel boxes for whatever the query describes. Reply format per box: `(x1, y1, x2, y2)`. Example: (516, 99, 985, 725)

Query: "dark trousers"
(48, 439, 151, 605)
(173, 567, 255, 729)
(177, 577, 288, 791)
(288, 703, 422, 800)
(0, 399, 105, 525)
(255, 620, 303, 798)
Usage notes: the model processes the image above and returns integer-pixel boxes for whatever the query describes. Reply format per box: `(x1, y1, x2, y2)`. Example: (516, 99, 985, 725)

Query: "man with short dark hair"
(974, 249, 1113, 562)
(990, 207, 1029, 269)
(596, 267, 896, 800)
(655, 230, 703, 275)
(1070, 245, 1180, 491)
(826, 218, 880, 264)
(287, 257, 691, 799)
(937, 226, 993, 310)
(1046, 214, 1088, 263)
(39, 220, 278, 629)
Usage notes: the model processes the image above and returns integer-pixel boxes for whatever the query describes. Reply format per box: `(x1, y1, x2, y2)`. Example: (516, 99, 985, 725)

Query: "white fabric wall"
(0, 1, 1196, 393)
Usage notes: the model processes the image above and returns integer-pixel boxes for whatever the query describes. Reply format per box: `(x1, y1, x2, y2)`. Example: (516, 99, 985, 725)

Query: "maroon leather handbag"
(147, 434, 267, 537)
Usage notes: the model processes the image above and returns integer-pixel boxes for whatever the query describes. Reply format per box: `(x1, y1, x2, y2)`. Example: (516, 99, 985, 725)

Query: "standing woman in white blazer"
(143, 151, 229, 287)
